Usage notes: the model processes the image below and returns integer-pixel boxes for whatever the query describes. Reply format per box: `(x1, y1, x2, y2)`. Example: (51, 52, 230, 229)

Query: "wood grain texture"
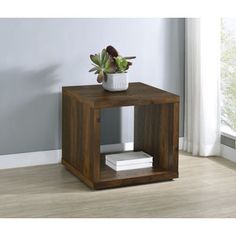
(63, 82, 179, 108)
(0, 152, 236, 217)
(62, 83, 179, 189)
(62, 89, 101, 186)
(134, 103, 179, 173)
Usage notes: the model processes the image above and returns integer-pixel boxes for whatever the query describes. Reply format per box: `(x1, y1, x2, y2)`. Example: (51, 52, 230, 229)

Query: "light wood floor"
(0, 151, 235, 218)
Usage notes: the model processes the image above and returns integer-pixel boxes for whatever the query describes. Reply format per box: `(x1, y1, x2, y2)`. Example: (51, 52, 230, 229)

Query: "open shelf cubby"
(62, 82, 179, 190)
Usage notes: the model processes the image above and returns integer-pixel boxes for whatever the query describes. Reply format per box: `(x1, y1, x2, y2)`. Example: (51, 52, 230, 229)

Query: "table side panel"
(62, 92, 101, 182)
(134, 103, 179, 172)
(62, 93, 81, 170)
(90, 108, 101, 182)
(170, 102, 179, 172)
(158, 104, 170, 170)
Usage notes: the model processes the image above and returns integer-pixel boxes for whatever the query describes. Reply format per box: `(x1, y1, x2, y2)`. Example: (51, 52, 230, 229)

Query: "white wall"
(0, 18, 185, 155)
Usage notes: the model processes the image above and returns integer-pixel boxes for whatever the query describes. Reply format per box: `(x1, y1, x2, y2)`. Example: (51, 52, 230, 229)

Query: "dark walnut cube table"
(62, 82, 180, 190)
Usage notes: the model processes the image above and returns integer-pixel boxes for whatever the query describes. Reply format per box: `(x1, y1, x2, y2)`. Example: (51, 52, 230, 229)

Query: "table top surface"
(63, 82, 179, 108)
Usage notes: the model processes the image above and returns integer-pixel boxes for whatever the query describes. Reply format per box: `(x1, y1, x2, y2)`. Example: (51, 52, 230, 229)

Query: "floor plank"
(0, 151, 235, 218)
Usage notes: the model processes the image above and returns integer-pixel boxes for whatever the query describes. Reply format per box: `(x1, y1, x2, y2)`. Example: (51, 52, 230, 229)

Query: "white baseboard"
(220, 144, 236, 163)
(0, 139, 183, 170)
(179, 137, 184, 150)
(0, 149, 62, 170)
(100, 142, 133, 153)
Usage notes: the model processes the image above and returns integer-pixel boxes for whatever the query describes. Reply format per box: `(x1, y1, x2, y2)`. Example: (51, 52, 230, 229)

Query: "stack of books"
(105, 151, 153, 171)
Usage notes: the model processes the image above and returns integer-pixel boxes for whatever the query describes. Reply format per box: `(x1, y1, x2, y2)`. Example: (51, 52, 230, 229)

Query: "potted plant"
(89, 45, 136, 92)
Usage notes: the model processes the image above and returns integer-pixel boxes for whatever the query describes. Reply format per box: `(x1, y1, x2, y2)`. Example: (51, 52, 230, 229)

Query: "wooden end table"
(62, 82, 179, 189)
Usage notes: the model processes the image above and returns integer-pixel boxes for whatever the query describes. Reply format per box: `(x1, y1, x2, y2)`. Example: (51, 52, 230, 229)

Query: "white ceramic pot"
(102, 73, 128, 92)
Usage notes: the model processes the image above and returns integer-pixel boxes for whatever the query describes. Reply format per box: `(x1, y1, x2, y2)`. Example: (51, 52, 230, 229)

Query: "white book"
(105, 160, 153, 171)
(105, 151, 153, 166)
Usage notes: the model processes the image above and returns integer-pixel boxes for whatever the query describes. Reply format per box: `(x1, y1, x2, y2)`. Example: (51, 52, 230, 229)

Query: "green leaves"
(89, 49, 116, 83)
(114, 56, 128, 73)
(89, 45, 136, 83)
(90, 54, 100, 66)
(88, 66, 99, 73)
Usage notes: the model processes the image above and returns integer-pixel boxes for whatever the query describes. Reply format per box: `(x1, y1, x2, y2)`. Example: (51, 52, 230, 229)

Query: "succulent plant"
(89, 49, 116, 83)
(114, 56, 129, 73)
(106, 45, 119, 58)
(89, 45, 136, 83)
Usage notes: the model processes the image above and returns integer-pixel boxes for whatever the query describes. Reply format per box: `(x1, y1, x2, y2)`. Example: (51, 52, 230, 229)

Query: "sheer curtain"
(183, 18, 221, 156)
